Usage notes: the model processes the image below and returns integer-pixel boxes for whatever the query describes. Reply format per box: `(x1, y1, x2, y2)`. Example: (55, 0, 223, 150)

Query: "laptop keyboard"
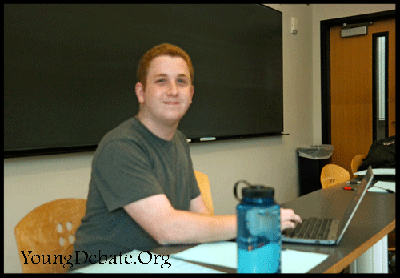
(284, 218, 333, 240)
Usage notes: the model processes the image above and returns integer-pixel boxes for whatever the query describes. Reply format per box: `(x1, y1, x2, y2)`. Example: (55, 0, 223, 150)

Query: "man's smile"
(163, 101, 180, 105)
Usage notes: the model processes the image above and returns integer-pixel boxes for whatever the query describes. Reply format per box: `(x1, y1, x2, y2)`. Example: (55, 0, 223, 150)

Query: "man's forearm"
(157, 207, 302, 244)
(158, 210, 237, 245)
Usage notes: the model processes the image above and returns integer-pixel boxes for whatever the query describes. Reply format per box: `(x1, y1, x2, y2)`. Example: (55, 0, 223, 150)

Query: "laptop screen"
(337, 166, 373, 242)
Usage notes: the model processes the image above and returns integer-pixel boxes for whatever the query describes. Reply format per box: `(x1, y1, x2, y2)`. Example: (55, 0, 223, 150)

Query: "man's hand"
(281, 208, 302, 231)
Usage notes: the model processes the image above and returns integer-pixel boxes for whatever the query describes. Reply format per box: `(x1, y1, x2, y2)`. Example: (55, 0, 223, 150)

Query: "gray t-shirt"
(71, 117, 200, 270)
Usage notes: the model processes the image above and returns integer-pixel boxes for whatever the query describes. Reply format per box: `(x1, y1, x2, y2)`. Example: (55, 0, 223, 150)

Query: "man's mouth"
(164, 101, 180, 105)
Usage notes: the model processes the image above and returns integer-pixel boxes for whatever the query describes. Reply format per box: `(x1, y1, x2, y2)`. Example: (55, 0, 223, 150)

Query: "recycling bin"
(297, 145, 334, 196)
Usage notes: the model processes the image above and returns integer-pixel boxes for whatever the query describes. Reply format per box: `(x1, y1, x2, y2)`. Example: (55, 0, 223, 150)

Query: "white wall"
(4, 4, 394, 273)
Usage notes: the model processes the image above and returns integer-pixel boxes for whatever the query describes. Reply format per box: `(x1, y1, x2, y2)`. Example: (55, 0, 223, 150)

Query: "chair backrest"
(194, 171, 214, 215)
(350, 154, 366, 177)
(320, 164, 351, 189)
(14, 198, 87, 273)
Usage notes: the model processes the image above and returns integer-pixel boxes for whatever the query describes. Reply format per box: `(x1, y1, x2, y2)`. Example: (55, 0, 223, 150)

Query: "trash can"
(297, 145, 334, 196)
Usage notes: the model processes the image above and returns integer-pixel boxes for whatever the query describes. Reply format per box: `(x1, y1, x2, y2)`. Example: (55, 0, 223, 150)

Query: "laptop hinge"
(327, 219, 340, 240)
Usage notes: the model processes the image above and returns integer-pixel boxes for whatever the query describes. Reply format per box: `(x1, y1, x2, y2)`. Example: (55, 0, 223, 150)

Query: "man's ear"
(190, 85, 194, 101)
(135, 82, 145, 104)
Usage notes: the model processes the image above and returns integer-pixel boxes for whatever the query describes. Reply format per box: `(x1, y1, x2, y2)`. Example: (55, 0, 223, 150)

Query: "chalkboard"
(4, 4, 283, 158)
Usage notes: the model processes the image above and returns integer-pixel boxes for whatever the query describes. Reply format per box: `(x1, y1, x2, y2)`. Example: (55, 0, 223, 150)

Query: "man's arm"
(190, 194, 213, 215)
(124, 194, 237, 245)
(124, 194, 302, 245)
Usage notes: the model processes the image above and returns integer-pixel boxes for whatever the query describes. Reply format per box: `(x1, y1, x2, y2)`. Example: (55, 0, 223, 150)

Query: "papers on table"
(283, 249, 329, 273)
(355, 168, 395, 193)
(72, 249, 222, 273)
(368, 181, 396, 193)
(72, 241, 329, 273)
(355, 168, 395, 176)
(171, 241, 329, 273)
(172, 241, 237, 268)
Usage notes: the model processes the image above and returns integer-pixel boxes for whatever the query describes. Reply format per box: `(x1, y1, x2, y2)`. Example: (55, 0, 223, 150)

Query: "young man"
(71, 43, 301, 270)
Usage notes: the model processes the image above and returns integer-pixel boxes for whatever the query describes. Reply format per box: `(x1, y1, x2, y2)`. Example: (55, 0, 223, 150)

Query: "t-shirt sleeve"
(185, 143, 201, 201)
(93, 139, 165, 212)
(191, 172, 201, 200)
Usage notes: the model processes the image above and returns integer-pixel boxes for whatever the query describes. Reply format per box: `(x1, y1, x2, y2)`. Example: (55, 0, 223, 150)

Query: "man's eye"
(156, 79, 166, 83)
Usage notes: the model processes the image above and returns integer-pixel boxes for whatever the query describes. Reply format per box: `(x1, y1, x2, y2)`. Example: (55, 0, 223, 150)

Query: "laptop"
(282, 166, 374, 245)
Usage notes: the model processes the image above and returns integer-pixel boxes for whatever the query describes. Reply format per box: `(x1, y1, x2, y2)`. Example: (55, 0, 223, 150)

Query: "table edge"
(323, 220, 395, 273)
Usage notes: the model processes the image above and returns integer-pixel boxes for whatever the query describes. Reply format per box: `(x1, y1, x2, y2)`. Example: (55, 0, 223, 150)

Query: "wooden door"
(329, 18, 395, 172)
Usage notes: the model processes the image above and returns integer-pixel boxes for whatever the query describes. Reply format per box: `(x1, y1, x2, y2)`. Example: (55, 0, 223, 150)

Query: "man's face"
(136, 55, 194, 127)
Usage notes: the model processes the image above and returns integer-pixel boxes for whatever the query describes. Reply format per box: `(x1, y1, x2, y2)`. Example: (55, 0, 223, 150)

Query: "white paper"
(171, 241, 329, 273)
(72, 249, 222, 273)
(172, 241, 237, 268)
(356, 168, 395, 176)
(368, 181, 396, 193)
(282, 249, 329, 273)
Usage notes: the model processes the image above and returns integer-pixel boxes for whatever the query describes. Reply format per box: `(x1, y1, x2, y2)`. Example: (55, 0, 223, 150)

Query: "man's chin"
(162, 116, 183, 127)
(163, 110, 188, 123)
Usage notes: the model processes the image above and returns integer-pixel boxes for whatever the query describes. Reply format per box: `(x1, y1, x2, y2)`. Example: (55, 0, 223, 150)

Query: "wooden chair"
(320, 164, 351, 189)
(350, 154, 366, 178)
(14, 175, 213, 273)
(14, 199, 86, 273)
(194, 171, 214, 215)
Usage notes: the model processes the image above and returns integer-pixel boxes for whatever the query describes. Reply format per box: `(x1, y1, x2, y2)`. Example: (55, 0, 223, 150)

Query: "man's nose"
(167, 81, 179, 96)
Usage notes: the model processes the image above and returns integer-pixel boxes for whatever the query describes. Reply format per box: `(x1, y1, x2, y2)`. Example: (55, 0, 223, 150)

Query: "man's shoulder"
(94, 117, 149, 155)
(101, 117, 141, 141)
(174, 129, 188, 142)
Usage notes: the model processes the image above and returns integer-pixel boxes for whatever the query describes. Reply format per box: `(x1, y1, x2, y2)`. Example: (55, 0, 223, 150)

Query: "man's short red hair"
(137, 43, 194, 89)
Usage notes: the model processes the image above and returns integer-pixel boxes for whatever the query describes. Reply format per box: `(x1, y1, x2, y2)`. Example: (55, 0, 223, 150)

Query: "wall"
(4, 4, 394, 273)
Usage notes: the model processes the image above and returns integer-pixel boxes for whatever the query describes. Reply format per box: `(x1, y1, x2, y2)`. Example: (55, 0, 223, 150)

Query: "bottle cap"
(234, 180, 274, 200)
(242, 186, 274, 199)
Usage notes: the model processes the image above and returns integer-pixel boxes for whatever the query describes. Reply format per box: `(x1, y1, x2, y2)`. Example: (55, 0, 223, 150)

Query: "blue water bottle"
(234, 180, 282, 273)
